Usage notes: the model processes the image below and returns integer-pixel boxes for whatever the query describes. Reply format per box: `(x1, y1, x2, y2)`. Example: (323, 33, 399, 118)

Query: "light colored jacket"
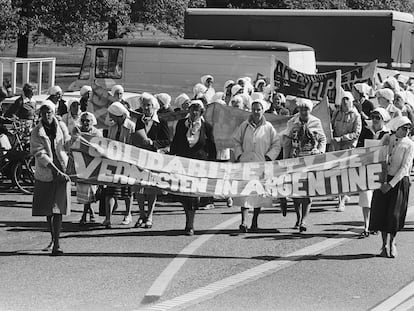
(108, 118, 135, 144)
(233, 116, 281, 162)
(30, 119, 71, 182)
(331, 107, 362, 150)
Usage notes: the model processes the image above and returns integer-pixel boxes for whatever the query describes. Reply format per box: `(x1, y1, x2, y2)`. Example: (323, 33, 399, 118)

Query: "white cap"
(80, 85, 92, 96)
(48, 85, 62, 95)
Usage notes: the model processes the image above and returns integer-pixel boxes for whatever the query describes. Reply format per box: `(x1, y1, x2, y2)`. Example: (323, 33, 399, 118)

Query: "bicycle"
(0, 116, 35, 194)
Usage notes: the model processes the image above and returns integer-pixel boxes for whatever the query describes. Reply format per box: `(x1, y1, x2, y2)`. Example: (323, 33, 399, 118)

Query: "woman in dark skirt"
(369, 116, 414, 258)
(170, 100, 216, 235)
(31, 101, 72, 256)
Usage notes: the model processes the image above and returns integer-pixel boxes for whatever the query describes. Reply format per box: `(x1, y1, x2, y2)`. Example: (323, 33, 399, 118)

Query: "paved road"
(0, 184, 414, 311)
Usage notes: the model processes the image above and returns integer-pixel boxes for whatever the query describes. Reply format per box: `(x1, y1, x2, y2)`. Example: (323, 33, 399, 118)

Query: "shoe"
(299, 224, 307, 233)
(121, 215, 132, 225)
(89, 214, 96, 223)
(79, 215, 87, 226)
(134, 217, 146, 228)
(280, 200, 287, 217)
(293, 221, 300, 230)
(249, 225, 259, 232)
(390, 244, 397, 258)
(199, 204, 215, 210)
(239, 224, 248, 233)
(378, 247, 389, 258)
(42, 240, 53, 252)
(358, 230, 369, 239)
(227, 198, 233, 207)
(51, 248, 64, 256)
(145, 219, 153, 229)
(337, 200, 345, 212)
(370, 230, 379, 235)
(185, 228, 194, 236)
(102, 219, 112, 229)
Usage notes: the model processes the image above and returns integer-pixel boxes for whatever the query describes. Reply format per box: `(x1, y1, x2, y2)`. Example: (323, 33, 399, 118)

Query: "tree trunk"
(108, 19, 118, 39)
(16, 33, 29, 58)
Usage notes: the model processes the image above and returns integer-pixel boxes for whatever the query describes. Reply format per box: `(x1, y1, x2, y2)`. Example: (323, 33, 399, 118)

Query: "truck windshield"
(95, 48, 123, 79)
(79, 47, 91, 80)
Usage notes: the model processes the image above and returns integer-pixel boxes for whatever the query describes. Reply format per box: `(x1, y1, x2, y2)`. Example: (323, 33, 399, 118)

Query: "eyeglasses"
(81, 119, 92, 123)
(401, 126, 411, 131)
(371, 115, 382, 120)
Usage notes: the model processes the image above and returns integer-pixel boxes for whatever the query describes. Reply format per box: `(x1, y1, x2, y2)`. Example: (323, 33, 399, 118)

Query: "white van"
(68, 39, 316, 96)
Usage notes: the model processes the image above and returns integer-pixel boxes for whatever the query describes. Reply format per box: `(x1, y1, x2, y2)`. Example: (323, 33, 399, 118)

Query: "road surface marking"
(144, 215, 240, 301)
(370, 280, 414, 311)
(393, 295, 414, 311)
(138, 231, 355, 311)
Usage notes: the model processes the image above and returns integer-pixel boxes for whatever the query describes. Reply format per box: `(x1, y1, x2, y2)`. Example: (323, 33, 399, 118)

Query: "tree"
(0, 0, 19, 51)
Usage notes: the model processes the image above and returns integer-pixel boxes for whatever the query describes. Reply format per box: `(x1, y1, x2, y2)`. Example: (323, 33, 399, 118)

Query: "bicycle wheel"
(12, 157, 35, 195)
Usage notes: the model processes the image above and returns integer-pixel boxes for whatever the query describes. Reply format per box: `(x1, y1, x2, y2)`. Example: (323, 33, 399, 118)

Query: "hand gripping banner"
(71, 135, 387, 199)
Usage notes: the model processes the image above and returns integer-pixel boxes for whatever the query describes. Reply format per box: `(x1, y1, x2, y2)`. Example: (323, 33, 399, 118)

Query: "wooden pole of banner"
(270, 55, 276, 95)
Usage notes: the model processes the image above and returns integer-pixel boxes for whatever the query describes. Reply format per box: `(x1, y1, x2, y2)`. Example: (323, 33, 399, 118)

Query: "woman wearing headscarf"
(356, 107, 390, 238)
(233, 99, 281, 233)
(47, 85, 67, 116)
(352, 83, 374, 121)
(170, 100, 216, 235)
(331, 91, 362, 212)
(62, 98, 82, 134)
(72, 112, 102, 225)
(283, 98, 326, 232)
(174, 93, 191, 112)
(376, 88, 401, 119)
(103, 101, 135, 228)
(201, 75, 215, 102)
(266, 92, 290, 116)
(192, 83, 208, 100)
(394, 91, 414, 125)
(255, 79, 266, 93)
(132, 93, 170, 229)
(31, 101, 71, 255)
(79, 85, 92, 112)
(369, 116, 414, 258)
(155, 93, 173, 114)
(111, 85, 130, 109)
(223, 80, 235, 104)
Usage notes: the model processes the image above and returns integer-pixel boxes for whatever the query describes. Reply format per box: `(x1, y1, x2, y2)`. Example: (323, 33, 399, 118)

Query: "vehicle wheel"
(12, 157, 35, 195)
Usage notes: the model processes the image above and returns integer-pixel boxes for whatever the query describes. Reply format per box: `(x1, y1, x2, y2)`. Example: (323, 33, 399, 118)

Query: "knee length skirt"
(369, 176, 410, 233)
(32, 179, 71, 216)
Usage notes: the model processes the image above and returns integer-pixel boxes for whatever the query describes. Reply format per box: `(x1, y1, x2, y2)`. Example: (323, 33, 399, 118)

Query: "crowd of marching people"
(1, 72, 414, 259)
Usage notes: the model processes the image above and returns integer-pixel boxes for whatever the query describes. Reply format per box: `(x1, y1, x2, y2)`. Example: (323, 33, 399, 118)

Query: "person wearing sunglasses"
(357, 107, 390, 238)
(369, 116, 414, 258)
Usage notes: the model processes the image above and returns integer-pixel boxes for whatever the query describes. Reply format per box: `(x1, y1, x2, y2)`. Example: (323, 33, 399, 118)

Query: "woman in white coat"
(233, 99, 281, 233)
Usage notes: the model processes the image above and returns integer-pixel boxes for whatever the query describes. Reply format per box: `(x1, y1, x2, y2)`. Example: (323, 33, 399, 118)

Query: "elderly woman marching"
(72, 112, 102, 225)
(132, 93, 170, 229)
(170, 100, 216, 235)
(233, 99, 281, 233)
(331, 91, 362, 212)
(357, 107, 390, 238)
(31, 101, 71, 256)
(103, 102, 135, 228)
(283, 98, 326, 232)
(369, 116, 414, 258)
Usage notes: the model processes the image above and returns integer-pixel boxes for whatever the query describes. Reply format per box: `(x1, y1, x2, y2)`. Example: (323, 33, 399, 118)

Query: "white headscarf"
(390, 116, 411, 132)
(80, 85, 92, 96)
(108, 101, 130, 118)
(376, 88, 395, 102)
(174, 93, 190, 108)
(193, 83, 207, 98)
(80, 111, 97, 126)
(231, 84, 243, 96)
(39, 100, 56, 113)
(111, 85, 124, 96)
(48, 85, 62, 95)
(140, 92, 160, 111)
(296, 98, 313, 111)
(201, 75, 214, 86)
(372, 107, 391, 122)
(155, 93, 171, 108)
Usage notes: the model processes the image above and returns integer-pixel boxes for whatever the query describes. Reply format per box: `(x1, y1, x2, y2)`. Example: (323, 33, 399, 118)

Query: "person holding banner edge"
(132, 93, 170, 229)
(369, 116, 414, 258)
(283, 98, 326, 232)
(170, 100, 216, 236)
(233, 99, 281, 233)
(331, 91, 362, 212)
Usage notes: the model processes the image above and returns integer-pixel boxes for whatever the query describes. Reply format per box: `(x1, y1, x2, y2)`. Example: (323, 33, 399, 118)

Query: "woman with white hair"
(47, 85, 67, 116)
(72, 112, 102, 225)
(155, 93, 173, 114)
(174, 93, 191, 112)
(132, 93, 170, 229)
(111, 85, 130, 109)
(331, 91, 362, 212)
(283, 98, 326, 232)
(30, 101, 71, 255)
(170, 100, 216, 235)
(103, 101, 135, 228)
(233, 99, 281, 233)
(201, 75, 215, 102)
(369, 116, 414, 258)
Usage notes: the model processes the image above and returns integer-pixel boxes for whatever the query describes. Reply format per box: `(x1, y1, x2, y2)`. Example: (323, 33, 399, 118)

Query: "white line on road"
(393, 295, 414, 311)
(138, 231, 356, 311)
(144, 215, 240, 300)
(370, 280, 414, 311)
